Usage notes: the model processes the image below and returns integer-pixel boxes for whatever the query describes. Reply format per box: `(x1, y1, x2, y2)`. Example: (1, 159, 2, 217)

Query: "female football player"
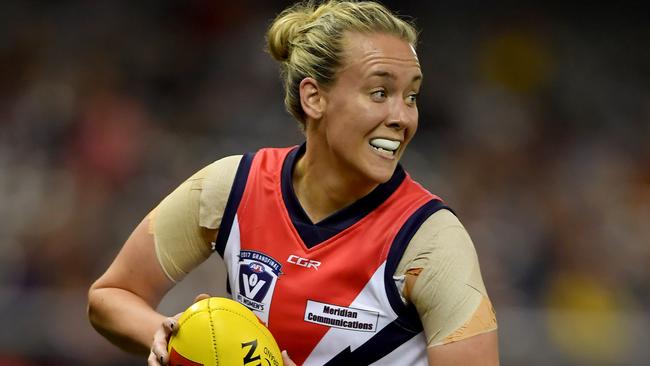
(88, 1, 499, 365)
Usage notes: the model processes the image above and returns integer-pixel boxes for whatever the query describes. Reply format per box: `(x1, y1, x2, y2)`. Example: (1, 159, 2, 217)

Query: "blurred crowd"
(1, 1, 648, 365)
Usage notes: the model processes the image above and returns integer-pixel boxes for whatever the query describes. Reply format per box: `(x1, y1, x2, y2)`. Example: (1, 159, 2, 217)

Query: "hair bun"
(266, 6, 312, 62)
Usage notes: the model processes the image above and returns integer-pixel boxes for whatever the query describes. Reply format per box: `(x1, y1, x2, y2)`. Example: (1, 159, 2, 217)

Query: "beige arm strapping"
(395, 209, 497, 346)
(151, 155, 242, 282)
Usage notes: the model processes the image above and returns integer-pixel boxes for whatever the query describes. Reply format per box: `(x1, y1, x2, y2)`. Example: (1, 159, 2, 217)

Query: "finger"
(151, 335, 170, 365)
(147, 352, 162, 366)
(282, 350, 297, 366)
(193, 293, 211, 303)
(163, 317, 178, 335)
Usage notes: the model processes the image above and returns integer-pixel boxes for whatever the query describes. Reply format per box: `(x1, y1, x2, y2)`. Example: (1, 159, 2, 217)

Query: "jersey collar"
(281, 143, 406, 248)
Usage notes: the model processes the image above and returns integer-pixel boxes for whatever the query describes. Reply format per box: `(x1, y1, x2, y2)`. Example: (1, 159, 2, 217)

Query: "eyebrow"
(370, 70, 395, 79)
(369, 70, 423, 82)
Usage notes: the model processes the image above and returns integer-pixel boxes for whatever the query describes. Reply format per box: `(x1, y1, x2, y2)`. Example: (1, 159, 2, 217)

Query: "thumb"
(282, 350, 297, 366)
(193, 293, 211, 304)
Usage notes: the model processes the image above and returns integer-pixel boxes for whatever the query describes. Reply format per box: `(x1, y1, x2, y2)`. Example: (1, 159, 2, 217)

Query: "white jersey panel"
(303, 262, 426, 365)
(224, 214, 241, 302)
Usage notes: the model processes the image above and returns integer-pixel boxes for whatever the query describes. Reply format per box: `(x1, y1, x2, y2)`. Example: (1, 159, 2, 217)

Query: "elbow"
(87, 281, 105, 331)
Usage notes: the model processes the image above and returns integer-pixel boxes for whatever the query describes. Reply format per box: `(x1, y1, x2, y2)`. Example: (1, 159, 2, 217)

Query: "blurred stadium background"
(1, 1, 649, 365)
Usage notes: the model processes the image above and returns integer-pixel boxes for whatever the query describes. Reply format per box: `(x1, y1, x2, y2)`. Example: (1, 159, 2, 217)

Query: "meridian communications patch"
(304, 300, 379, 332)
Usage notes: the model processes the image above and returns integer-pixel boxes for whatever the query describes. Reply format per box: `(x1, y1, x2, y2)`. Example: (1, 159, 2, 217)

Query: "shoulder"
(153, 155, 243, 228)
(417, 209, 473, 256)
(196, 155, 243, 229)
(398, 208, 487, 296)
(399, 209, 475, 268)
(193, 155, 243, 184)
(417, 209, 481, 280)
(421, 207, 463, 231)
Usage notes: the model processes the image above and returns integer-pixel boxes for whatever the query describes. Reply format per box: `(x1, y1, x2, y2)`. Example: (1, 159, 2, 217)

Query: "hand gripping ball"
(168, 297, 283, 366)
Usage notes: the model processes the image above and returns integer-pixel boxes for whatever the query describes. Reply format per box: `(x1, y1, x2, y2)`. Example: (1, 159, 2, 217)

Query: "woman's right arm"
(88, 156, 239, 362)
(87, 214, 174, 356)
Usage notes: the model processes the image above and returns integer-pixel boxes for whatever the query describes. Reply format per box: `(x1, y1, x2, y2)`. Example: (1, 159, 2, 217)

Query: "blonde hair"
(266, 0, 418, 127)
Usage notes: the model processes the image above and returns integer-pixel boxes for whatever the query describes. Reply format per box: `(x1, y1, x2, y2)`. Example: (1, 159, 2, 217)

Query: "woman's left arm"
(401, 210, 499, 365)
(404, 270, 499, 365)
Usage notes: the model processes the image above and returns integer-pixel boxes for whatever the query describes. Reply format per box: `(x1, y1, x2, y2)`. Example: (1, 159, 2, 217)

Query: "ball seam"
(208, 299, 219, 366)
(211, 306, 276, 345)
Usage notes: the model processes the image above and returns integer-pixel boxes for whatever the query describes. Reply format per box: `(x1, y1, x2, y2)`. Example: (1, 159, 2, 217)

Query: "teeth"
(370, 138, 400, 152)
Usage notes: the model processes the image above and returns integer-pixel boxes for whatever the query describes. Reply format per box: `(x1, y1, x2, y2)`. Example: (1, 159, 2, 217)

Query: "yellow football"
(168, 297, 283, 366)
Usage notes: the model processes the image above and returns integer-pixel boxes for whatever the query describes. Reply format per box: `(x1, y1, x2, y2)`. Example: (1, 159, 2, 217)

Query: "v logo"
(242, 273, 267, 299)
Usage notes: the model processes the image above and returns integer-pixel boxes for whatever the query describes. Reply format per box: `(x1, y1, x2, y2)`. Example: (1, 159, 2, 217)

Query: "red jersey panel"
(217, 145, 443, 365)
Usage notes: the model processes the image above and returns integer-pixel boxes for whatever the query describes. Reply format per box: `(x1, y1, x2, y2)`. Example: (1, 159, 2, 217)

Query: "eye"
(406, 93, 419, 106)
(370, 89, 387, 102)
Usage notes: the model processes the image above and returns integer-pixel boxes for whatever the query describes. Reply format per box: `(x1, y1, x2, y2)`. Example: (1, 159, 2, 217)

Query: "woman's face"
(317, 32, 422, 184)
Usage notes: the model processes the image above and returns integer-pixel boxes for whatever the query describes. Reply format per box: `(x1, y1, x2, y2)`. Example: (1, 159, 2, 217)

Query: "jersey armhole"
(213, 152, 255, 257)
(384, 199, 452, 331)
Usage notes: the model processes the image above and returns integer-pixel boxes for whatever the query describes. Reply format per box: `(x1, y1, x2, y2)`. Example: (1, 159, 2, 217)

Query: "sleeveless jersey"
(214, 145, 448, 365)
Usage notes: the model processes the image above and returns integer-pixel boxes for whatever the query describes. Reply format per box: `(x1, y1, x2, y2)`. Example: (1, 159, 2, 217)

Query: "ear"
(299, 77, 326, 120)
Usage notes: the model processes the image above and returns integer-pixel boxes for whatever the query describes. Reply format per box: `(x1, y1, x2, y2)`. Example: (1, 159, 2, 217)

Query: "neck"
(292, 142, 379, 223)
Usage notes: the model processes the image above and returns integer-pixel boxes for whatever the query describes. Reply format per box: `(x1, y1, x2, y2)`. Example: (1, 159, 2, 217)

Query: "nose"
(386, 97, 417, 131)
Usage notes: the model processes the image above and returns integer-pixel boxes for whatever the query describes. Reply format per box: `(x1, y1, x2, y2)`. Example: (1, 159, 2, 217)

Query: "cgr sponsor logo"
(287, 255, 321, 270)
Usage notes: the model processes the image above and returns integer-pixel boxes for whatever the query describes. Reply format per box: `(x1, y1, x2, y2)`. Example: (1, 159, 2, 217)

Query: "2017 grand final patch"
(236, 250, 282, 324)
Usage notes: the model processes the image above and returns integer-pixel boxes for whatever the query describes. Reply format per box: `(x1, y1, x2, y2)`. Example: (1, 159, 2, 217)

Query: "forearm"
(88, 286, 166, 356)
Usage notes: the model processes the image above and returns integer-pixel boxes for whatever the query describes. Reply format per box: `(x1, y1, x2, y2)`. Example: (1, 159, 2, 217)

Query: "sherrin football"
(168, 297, 283, 366)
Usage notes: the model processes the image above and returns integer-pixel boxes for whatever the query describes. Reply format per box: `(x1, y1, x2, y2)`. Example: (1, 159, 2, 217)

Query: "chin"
(364, 165, 396, 184)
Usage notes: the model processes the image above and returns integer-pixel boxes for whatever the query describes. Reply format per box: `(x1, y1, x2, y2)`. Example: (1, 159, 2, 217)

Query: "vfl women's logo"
(241, 263, 270, 300)
(237, 250, 282, 324)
